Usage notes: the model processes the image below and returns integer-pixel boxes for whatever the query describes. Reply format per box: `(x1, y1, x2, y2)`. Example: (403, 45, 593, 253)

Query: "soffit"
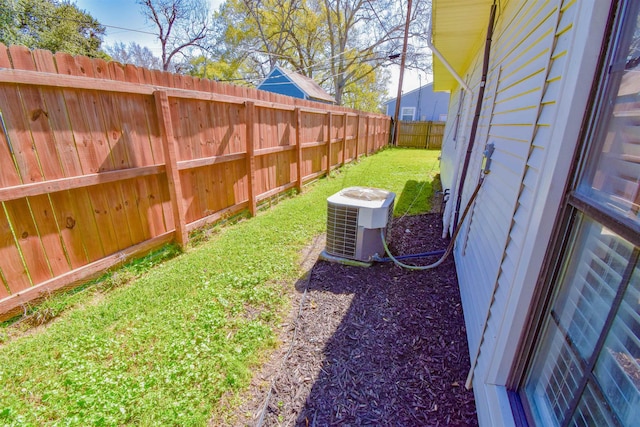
(432, 0, 493, 92)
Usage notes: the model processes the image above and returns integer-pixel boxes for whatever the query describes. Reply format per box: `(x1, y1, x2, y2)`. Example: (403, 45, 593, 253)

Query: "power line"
(36, 11, 158, 37)
(213, 53, 396, 84)
(366, 0, 390, 35)
(102, 23, 157, 37)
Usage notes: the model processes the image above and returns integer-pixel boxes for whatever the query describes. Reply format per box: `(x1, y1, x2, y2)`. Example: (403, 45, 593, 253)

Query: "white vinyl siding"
(457, 0, 563, 380)
(440, 88, 468, 192)
(437, 0, 613, 425)
(481, 0, 574, 377)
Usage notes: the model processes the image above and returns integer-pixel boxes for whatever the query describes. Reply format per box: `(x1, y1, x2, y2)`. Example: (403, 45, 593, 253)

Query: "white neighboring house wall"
(437, 0, 612, 425)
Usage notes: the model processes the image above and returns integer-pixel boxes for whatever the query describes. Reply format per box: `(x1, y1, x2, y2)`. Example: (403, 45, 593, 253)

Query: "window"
(520, 2, 640, 426)
(401, 107, 415, 121)
(522, 217, 637, 425)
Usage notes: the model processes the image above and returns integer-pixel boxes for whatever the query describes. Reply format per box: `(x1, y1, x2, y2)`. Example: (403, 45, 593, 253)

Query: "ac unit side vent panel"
(325, 187, 395, 262)
(326, 203, 359, 259)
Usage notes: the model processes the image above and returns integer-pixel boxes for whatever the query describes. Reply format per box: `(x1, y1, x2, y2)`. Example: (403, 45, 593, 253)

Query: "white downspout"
(442, 95, 473, 238)
(427, 16, 473, 236)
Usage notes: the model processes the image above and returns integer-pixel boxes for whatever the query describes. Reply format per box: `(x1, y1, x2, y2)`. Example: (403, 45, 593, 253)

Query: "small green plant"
(1, 245, 182, 333)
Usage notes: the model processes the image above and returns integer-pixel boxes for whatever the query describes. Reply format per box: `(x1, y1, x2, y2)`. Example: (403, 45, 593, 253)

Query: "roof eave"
(432, 0, 494, 92)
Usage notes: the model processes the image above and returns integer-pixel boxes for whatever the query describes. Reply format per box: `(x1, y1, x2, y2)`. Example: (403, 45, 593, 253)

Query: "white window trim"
(400, 107, 415, 121)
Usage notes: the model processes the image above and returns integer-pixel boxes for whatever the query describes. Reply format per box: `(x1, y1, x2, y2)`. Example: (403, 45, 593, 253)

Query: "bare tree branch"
(138, 0, 212, 71)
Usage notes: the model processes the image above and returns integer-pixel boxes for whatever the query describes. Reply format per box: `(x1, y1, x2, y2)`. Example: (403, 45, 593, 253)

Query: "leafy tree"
(137, 0, 213, 71)
(187, 54, 253, 84)
(204, 0, 305, 82)
(203, 0, 334, 93)
(0, 0, 106, 57)
(320, 0, 430, 105)
(205, 0, 430, 111)
(341, 63, 390, 112)
(106, 41, 162, 70)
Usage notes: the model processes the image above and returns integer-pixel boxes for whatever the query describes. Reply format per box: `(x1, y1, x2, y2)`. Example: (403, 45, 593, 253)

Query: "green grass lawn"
(0, 148, 440, 426)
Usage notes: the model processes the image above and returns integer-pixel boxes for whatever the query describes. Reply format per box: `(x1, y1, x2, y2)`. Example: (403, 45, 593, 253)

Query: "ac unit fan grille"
(326, 203, 359, 258)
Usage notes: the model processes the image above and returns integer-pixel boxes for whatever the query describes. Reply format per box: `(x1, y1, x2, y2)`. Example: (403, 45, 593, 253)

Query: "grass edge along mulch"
(0, 148, 440, 426)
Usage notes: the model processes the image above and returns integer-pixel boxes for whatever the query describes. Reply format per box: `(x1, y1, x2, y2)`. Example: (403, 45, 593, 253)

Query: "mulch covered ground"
(226, 213, 478, 426)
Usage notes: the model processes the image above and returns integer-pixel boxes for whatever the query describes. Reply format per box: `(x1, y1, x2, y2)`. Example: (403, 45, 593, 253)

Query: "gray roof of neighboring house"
(267, 66, 336, 103)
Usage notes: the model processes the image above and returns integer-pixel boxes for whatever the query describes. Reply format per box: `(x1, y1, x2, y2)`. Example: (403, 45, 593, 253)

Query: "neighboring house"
(257, 66, 335, 104)
(384, 83, 449, 121)
(433, 1, 639, 426)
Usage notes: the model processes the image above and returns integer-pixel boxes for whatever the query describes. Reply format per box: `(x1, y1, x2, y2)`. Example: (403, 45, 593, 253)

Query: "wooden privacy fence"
(396, 121, 445, 149)
(0, 44, 390, 319)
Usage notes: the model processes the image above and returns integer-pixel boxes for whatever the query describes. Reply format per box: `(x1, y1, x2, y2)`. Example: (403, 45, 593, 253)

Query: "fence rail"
(0, 44, 390, 319)
(396, 121, 445, 149)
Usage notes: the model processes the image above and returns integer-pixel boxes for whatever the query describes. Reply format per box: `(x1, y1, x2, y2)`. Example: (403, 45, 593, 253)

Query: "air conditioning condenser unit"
(325, 187, 395, 263)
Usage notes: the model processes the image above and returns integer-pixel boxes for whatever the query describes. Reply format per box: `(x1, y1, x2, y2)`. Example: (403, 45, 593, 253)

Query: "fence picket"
(50, 190, 89, 269)
(4, 198, 52, 284)
(0, 205, 31, 294)
(1, 45, 71, 279)
(0, 86, 43, 183)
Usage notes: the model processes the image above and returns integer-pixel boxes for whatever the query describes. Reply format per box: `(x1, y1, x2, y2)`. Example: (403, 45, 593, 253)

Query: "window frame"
(400, 106, 415, 121)
(512, 1, 640, 425)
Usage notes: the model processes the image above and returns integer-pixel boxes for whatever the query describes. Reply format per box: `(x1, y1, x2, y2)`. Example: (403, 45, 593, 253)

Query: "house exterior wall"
(439, 86, 473, 193)
(257, 68, 307, 100)
(437, 0, 612, 425)
(385, 84, 450, 121)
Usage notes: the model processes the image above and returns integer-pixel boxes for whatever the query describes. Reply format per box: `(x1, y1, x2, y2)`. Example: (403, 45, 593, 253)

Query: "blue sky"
(74, 0, 223, 56)
(73, 0, 423, 96)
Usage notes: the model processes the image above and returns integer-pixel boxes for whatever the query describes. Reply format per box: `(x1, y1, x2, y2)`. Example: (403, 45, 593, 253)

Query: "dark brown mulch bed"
(226, 213, 477, 426)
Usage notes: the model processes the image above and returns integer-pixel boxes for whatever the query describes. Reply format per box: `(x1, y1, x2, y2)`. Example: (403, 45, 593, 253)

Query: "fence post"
(245, 101, 257, 216)
(372, 117, 376, 152)
(326, 112, 332, 175)
(341, 113, 347, 166)
(295, 107, 303, 191)
(373, 117, 377, 151)
(365, 116, 370, 156)
(355, 115, 360, 160)
(426, 121, 432, 149)
(153, 90, 187, 248)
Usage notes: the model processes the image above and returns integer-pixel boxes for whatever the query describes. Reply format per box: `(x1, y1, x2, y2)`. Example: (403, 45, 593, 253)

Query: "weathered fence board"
(0, 43, 390, 319)
(396, 121, 445, 149)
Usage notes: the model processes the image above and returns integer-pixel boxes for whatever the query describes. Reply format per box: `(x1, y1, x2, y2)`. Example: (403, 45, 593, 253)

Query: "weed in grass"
(0, 244, 182, 339)
(188, 211, 251, 247)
